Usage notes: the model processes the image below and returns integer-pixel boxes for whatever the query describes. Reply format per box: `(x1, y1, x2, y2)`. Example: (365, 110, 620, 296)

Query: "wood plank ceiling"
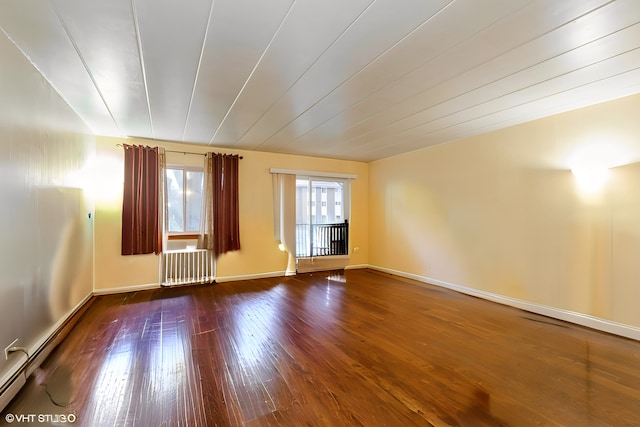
(1, 0, 639, 162)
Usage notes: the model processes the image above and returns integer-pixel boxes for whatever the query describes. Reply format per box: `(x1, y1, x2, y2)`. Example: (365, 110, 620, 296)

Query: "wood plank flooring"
(4, 269, 640, 426)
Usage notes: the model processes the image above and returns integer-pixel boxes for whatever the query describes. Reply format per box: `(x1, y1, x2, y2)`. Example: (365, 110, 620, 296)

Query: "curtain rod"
(116, 144, 243, 159)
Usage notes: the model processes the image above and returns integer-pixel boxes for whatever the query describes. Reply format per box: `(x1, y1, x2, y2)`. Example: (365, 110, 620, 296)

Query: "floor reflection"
(80, 295, 204, 426)
(5, 270, 640, 426)
(84, 334, 135, 425)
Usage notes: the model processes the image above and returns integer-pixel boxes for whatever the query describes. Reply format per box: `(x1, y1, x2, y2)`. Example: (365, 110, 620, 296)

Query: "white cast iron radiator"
(161, 249, 214, 286)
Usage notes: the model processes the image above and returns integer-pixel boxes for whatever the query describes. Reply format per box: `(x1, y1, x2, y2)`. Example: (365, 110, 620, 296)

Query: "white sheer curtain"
(272, 173, 296, 275)
(197, 153, 217, 279)
(198, 153, 213, 249)
(158, 147, 167, 253)
(157, 147, 168, 285)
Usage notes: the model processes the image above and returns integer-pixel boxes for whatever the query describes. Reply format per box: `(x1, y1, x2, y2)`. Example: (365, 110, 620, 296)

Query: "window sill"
(167, 234, 200, 241)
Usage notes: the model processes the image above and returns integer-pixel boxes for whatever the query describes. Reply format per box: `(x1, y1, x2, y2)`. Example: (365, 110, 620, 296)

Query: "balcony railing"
(296, 220, 349, 257)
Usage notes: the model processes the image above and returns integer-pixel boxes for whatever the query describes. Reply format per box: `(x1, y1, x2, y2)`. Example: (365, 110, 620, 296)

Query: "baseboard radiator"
(161, 249, 214, 286)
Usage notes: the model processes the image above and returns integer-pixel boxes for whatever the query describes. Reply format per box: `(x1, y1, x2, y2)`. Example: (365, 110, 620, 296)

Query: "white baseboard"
(95, 264, 364, 294)
(368, 265, 640, 341)
(0, 373, 25, 413)
(216, 270, 287, 283)
(297, 256, 350, 273)
(93, 271, 290, 292)
(0, 291, 92, 412)
(93, 282, 161, 295)
(24, 293, 93, 378)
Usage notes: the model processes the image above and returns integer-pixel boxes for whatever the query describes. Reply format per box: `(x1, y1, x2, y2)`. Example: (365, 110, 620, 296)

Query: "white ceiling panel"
(236, 0, 455, 149)
(2, 0, 640, 161)
(331, 22, 640, 157)
(258, 0, 534, 151)
(134, 0, 213, 141)
(51, 0, 151, 138)
(0, 0, 121, 136)
(209, 0, 375, 144)
(283, 0, 617, 154)
(182, 0, 294, 144)
(411, 43, 640, 133)
(364, 68, 640, 162)
(374, 48, 640, 147)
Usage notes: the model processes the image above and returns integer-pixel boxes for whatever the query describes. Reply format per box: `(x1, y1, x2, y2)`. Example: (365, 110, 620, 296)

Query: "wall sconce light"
(571, 164, 610, 193)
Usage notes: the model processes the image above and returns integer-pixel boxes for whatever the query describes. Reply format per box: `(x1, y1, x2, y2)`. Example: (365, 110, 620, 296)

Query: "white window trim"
(269, 168, 357, 180)
(166, 165, 204, 236)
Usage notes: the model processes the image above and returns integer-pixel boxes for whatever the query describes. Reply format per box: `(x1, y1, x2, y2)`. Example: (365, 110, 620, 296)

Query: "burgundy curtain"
(121, 144, 162, 255)
(203, 153, 240, 257)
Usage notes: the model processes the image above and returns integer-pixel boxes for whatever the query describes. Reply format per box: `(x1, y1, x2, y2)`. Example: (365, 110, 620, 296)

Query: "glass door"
(295, 177, 349, 257)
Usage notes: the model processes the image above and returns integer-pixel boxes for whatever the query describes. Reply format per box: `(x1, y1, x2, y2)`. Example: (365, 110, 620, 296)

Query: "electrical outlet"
(5, 338, 19, 360)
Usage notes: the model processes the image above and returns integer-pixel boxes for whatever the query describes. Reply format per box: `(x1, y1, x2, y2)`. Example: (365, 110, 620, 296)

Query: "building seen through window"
(295, 177, 349, 257)
(166, 167, 204, 233)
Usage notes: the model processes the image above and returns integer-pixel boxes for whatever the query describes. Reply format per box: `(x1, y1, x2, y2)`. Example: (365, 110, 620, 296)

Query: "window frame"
(165, 165, 204, 238)
(295, 175, 351, 257)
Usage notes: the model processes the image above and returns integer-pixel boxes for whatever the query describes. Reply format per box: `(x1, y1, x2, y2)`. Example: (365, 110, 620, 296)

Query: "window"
(166, 167, 204, 233)
(295, 177, 350, 257)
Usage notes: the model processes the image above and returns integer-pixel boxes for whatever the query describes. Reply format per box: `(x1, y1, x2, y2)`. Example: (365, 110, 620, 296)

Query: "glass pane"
(166, 169, 184, 232)
(308, 179, 346, 257)
(294, 178, 347, 257)
(311, 180, 343, 224)
(185, 171, 204, 232)
(295, 178, 310, 257)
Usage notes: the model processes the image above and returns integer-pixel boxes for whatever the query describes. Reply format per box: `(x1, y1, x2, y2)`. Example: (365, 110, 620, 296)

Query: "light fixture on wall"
(86, 151, 124, 205)
(571, 163, 610, 193)
(568, 141, 618, 196)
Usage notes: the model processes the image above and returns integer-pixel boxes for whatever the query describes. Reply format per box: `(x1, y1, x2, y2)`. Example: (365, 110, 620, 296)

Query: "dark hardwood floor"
(3, 269, 640, 426)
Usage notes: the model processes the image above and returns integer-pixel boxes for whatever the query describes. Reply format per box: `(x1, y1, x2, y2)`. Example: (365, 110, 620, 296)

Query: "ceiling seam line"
(392, 45, 640, 136)
(131, 0, 154, 139)
(278, 0, 617, 149)
(253, 0, 456, 150)
(333, 36, 640, 152)
(207, 0, 298, 145)
(275, 5, 540, 150)
(234, 0, 381, 147)
(0, 23, 96, 135)
(285, 0, 624, 151)
(365, 83, 628, 157)
(50, 0, 123, 137)
(359, 65, 640, 153)
(268, 0, 539, 148)
(182, 0, 216, 143)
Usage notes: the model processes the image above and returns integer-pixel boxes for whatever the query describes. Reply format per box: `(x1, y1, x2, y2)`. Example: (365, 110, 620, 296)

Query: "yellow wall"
(369, 93, 640, 328)
(94, 136, 368, 290)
